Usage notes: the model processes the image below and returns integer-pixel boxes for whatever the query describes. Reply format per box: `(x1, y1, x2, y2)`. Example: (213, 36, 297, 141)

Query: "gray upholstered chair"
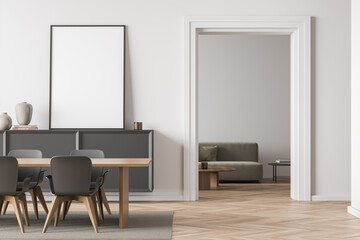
(2, 149, 48, 220)
(0, 156, 31, 233)
(43, 156, 101, 233)
(66, 149, 111, 220)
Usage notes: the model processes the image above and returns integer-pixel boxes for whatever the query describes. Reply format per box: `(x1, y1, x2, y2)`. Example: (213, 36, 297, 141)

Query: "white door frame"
(184, 16, 311, 201)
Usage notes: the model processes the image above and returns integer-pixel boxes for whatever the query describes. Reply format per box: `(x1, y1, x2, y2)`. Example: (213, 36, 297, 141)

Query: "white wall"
(0, 0, 350, 200)
(349, 0, 360, 216)
(198, 34, 290, 178)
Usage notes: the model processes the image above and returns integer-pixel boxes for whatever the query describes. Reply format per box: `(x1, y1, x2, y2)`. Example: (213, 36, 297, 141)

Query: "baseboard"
(348, 206, 360, 218)
(40, 193, 184, 202)
(311, 195, 351, 201)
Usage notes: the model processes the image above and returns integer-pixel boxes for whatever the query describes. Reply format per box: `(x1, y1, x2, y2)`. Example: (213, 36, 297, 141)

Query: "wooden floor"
(5, 179, 360, 239)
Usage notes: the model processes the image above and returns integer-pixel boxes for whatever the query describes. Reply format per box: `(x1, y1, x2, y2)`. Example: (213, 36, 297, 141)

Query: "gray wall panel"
(0, 131, 4, 156)
(80, 131, 153, 192)
(3, 130, 153, 193)
(7, 131, 77, 157)
(6, 131, 77, 191)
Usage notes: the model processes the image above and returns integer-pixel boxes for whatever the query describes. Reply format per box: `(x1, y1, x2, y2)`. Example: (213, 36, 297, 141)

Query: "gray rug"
(0, 211, 173, 240)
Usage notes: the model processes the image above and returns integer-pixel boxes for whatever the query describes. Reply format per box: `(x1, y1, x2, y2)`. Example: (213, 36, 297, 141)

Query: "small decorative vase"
(201, 162, 208, 169)
(134, 122, 143, 130)
(15, 102, 33, 125)
(0, 112, 12, 130)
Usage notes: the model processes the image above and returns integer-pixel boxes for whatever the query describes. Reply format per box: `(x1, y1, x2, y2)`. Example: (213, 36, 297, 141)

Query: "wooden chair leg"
(10, 196, 25, 233)
(35, 186, 49, 214)
(29, 188, 39, 220)
(91, 195, 99, 226)
(62, 201, 68, 220)
(42, 196, 63, 233)
(100, 187, 111, 215)
(0, 200, 3, 214)
(96, 191, 104, 220)
(62, 200, 72, 220)
(2, 201, 9, 215)
(19, 193, 30, 227)
(82, 196, 99, 233)
(54, 201, 62, 227)
(66, 200, 71, 215)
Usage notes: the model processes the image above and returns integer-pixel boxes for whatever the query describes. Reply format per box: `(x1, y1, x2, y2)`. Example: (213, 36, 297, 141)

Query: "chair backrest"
(70, 149, 104, 181)
(8, 149, 43, 158)
(8, 149, 43, 182)
(0, 156, 18, 194)
(51, 156, 92, 195)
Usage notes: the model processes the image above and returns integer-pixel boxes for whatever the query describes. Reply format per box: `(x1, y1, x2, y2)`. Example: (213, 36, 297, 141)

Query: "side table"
(268, 162, 290, 183)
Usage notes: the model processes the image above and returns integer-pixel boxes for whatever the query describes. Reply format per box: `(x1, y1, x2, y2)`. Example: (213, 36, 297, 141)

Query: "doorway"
(183, 16, 311, 201)
(198, 33, 290, 188)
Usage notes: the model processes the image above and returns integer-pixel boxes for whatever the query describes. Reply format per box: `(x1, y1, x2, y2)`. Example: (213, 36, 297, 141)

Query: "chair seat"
(90, 182, 101, 189)
(0, 191, 26, 196)
(16, 182, 37, 190)
(56, 192, 95, 197)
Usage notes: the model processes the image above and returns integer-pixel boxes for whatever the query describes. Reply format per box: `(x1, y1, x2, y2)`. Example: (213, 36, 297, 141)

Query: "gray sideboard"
(0, 130, 153, 193)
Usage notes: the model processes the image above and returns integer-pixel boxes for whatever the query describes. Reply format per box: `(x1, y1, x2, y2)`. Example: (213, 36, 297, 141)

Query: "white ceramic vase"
(0, 112, 12, 130)
(15, 102, 33, 125)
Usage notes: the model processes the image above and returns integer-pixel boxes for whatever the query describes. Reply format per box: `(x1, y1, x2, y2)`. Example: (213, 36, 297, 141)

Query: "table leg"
(119, 167, 129, 229)
(275, 165, 277, 183)
(199, 172, 219, 190)
(272, 165, 275, 182)
(211, 173, 218, 190)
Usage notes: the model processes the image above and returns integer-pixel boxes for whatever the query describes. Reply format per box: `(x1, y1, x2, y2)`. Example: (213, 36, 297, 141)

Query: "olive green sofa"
(199, 142, 263, 182)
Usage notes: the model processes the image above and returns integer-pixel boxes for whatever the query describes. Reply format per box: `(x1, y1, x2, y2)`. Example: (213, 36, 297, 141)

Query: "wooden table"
(17, 157, 152, 229)
(199, 166, 236, 190)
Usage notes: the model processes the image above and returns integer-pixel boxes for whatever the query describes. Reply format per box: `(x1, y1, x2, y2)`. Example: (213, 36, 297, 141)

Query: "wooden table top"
(17, 158, 152, 167)
(199, 166, 236, 173)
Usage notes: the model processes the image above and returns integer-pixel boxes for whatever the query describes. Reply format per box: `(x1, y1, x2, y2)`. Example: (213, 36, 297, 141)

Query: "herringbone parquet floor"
(132, 179, 360, 240)
(6, 179, 360, 239)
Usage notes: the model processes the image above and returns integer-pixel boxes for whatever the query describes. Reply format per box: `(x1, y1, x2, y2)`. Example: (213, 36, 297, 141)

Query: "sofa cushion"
(207, 161, 263, 181)
(199, 145, 218, 161)
(199, 142, 258, 162)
